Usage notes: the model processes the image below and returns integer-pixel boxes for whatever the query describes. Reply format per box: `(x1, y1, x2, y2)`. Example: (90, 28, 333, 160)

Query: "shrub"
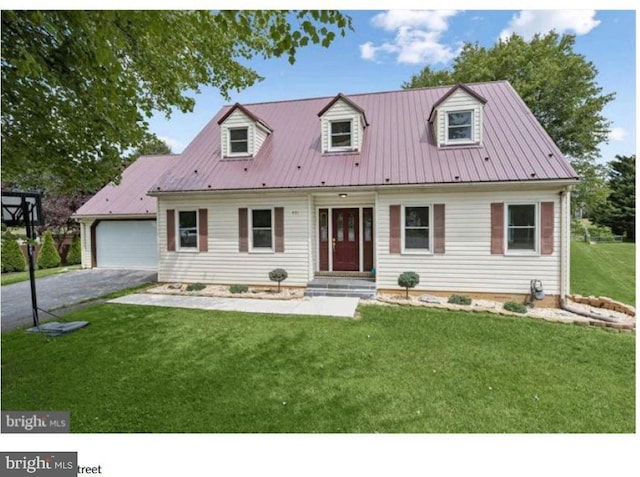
(1, 237, 26, 272)
(398, 271, 420, 299)
(503, 301, 528, 314)
(36, 230, 61, 269)
(66, 235, 82, 265)
(448, 294, 472, 305)
(186, 283, 206, 292)
(230, 284, 249, 294)
(268, 268, 288, 292)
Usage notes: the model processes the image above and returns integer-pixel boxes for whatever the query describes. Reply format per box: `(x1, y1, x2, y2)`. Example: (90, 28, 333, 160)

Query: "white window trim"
(226, 125, 252, 157)
(176, 209, 199, 253)
(504, 201, 540, 256)
(249, 207, 275, 253)
(401, 204, 433, 255)
(444, 109, 475, 145)
(328, 118, 355, 152)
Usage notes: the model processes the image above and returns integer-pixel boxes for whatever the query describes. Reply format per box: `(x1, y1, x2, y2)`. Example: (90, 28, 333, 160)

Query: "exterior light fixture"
(339, 193, 348, 198)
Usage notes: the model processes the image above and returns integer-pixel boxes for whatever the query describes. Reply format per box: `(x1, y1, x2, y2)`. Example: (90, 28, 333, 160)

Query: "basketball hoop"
(2, 190, 88, 334)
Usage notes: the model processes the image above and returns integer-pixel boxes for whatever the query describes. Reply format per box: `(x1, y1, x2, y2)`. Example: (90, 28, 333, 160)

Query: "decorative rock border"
(374, 295, 635, 333)
(567, 294, 635, 317)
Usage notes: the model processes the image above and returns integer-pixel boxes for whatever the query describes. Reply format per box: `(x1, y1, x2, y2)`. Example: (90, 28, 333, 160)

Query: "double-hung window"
(229, 127, 249, 154)
(404, 206, 430, 251)
(178, 210, 198, 250)
(507, 204, 536, 251)
(251, 209, 273, 250)
(446, 110, 473, 142)
(330, 120, 352, 149)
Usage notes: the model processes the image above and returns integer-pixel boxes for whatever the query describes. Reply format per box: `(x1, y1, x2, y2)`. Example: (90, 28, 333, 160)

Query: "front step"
(305, 277, 376, 299)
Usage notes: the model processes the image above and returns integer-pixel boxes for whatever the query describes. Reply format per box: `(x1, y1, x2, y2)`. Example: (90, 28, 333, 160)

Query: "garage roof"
(74, 155, 178, 217)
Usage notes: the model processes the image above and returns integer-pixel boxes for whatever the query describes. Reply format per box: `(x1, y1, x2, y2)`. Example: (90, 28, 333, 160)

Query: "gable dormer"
(317, 94, 368, 153)
(429, 83, 486, 147)
(217, 103, 272, 158)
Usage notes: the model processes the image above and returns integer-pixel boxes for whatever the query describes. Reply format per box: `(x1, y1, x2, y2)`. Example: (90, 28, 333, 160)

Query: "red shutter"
(167, 209, 176, 252)
(198, 209, 208, 252)
(274, 207, 284, 253)
(540, 202, 554, 255)
(238, 208, 248, 252)
(389, 205, 401, 253)
(433, 204, 445, 254)
(490, 203, 504, 255)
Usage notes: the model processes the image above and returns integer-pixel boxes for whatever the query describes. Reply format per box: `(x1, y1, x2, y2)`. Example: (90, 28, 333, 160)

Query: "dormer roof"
(217, 103, 273, 132)
(317, 93, 369, 127)
(428, 83, 487, 123)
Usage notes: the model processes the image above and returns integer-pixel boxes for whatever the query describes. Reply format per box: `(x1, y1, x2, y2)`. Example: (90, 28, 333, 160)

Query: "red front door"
(332, 208, 359, 271)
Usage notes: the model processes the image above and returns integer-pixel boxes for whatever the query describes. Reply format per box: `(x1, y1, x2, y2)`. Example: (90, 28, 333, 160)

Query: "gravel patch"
(147, 283, 304, 300)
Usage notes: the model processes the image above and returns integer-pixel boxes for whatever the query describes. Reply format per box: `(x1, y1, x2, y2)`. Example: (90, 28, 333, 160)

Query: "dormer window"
(446, 111, 473, 142)
(229, 127, 249, 154)
(330, 120, 352, 149)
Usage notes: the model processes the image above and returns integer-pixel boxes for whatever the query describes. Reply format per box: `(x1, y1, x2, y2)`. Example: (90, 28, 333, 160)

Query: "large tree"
(2, 10, 352, 193)
(403, 32, 614, 161)
(591, 155, 635, 242)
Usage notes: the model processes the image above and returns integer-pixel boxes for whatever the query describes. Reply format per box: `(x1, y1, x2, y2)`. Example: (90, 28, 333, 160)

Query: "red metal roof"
(75, 155, 178, 217)
(153, 81, 577, 194)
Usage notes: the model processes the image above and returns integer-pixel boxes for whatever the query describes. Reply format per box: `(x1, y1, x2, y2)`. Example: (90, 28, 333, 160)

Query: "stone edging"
(375, 297, 635, 333)
(567, 294, 635, 317)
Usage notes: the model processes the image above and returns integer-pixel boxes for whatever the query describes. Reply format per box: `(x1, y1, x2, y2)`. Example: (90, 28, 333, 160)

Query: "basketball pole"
(22, 197, 39, 327)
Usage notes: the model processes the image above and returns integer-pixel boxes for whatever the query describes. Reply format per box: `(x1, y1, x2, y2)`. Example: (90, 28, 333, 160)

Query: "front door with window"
(332, 208, 359, 271)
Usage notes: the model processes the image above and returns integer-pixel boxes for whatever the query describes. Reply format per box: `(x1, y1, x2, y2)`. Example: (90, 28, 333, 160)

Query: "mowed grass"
(1, 304, 634, 433)
(571, 241, 636, 305)
(1, 265, 81, 286)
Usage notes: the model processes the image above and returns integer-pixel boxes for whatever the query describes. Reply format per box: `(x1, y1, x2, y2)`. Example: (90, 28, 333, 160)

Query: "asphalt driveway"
(1, 269, 157, 331)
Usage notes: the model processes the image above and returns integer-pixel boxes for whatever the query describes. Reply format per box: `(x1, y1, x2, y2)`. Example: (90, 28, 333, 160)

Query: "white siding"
(255, 124, 269, 151)
(79, 219, 93, 269)
(436, 89, 483, 146)
(376, 188, 563, 295)
(220, 109, 256, 157)
(158, 193, 312, 285)
(320, 100, 364, 152)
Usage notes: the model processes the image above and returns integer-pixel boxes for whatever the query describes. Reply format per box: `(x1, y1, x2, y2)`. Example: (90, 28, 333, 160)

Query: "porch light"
(339, 193, 348, 198)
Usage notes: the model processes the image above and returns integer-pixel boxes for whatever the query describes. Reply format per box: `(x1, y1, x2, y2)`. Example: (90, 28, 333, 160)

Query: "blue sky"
(149, 9, 636, 163)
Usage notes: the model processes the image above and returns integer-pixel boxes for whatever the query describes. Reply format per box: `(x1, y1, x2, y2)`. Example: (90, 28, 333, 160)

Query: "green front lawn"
(571, 241, 636, 305)
(1, 265, 82, 286)
(2, 304, 634, 433)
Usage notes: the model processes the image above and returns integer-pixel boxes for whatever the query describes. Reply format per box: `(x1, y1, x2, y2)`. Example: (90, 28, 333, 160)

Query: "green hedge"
(37, 230, 61, 269)
(1, 237, 26, 272)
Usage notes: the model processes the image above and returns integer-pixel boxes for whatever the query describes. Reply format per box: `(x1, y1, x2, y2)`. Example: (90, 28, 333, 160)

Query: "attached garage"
(73, 154, 178, 270)
(95, 220, 157, 269)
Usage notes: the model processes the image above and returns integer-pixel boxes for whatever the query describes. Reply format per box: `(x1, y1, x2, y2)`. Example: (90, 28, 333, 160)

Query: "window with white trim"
(446, 110, 473, 142)
(404, 206, 430, 251)
(178, 210, 198, 250)
(330, 120, 352, 149)
(251, 209, 273, 250)
(507, 204, 536, 251)
(229, 127, 249, 154)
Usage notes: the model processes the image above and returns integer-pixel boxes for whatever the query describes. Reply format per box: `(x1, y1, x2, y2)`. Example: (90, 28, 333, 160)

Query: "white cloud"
(159, 136, 184, 152)
(360, 10, 461, 65)
(499, 10, 600, 41)
(608, 127, 626, 142)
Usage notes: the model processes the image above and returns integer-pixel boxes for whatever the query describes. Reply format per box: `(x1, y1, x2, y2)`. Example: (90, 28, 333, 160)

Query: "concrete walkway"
(109, 293, 360, 318)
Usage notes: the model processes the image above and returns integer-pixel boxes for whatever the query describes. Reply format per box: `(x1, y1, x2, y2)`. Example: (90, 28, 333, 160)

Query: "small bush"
(1, 237, 26, 272)
(398, 271, 420, 299)
(36, 230, 61, 269)
(448, 294, 472, 306)
(66, 235, 82, 265)
(268, 268, 288, 292)
(503, 301, 528, 314)
(230, 284, 249, 294)
(186, 283, 206, 292)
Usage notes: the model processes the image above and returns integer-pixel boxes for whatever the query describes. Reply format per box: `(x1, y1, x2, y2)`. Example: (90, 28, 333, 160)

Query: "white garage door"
(96, 220, 158, 269)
